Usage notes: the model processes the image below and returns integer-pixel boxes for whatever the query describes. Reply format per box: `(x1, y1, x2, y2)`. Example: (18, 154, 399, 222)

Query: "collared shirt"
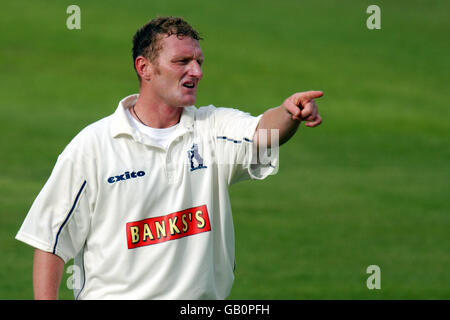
(16, 94, 278, 299)
(125, 108, 180, 150)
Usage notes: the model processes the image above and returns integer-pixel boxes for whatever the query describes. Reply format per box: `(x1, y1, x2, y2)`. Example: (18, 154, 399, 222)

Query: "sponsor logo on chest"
(126, 205, 211, 249)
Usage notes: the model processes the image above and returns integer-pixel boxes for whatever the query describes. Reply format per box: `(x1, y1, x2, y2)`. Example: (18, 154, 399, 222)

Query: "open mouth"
(182, 81, 196, 89)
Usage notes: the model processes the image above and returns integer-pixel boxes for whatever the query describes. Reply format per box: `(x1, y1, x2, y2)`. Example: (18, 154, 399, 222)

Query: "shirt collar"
(110, 94, 195, 140)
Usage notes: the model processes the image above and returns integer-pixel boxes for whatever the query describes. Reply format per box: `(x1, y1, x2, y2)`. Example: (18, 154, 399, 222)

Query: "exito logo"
(107, 170, 146, 184)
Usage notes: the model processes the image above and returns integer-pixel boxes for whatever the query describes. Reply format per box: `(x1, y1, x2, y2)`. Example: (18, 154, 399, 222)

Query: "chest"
(93, 132, 216, 215)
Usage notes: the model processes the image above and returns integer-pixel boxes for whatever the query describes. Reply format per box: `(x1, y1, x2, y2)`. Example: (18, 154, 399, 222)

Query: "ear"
(135, 56, 152, 82)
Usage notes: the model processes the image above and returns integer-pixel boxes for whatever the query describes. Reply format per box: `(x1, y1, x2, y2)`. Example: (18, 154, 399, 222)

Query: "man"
(16, 16, 323, 299)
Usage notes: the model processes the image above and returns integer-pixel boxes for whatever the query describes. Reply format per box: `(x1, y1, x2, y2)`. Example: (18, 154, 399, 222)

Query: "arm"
(254, 90, 323, 146)
(33, 248, 65, 300)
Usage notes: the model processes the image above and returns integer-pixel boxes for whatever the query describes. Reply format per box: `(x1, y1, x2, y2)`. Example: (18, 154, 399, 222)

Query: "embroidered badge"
(187, 143, 207, 171)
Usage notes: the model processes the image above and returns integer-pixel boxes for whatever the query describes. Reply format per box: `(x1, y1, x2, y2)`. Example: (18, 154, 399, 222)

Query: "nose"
(188, 61, 202, 79)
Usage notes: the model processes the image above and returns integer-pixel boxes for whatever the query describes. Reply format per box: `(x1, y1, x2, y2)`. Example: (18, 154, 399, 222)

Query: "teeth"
(184, 83, 194, 88)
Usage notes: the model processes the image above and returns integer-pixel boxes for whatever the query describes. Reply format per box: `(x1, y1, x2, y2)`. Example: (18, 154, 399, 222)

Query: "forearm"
(254, 105, 300, 146)
(33, 249, 65, 300)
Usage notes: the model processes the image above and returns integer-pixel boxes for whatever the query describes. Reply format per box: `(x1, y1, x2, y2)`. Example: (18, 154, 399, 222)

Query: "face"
(144, 35, 204, 108)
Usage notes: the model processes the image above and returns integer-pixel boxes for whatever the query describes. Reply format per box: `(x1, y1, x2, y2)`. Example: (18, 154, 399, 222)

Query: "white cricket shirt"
(16, 94, 278, 300)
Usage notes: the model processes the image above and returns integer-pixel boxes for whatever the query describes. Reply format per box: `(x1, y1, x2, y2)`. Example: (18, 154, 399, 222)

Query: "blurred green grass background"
(0, 0, 448, 299)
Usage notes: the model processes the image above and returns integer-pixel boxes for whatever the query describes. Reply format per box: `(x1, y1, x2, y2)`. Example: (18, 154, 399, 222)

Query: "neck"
(132, 92, 183, 129)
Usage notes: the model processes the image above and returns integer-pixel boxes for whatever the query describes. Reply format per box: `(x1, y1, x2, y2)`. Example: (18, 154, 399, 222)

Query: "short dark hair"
(132, 16, 202, 79)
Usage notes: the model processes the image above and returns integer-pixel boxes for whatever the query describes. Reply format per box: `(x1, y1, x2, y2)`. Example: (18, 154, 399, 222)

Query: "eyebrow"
(172, 54, 204, 62)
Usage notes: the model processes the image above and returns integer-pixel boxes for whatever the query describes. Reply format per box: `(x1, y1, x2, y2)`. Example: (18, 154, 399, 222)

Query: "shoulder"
(189, 104, 216, 119)
(190, 105, 254, 123)
(59, 114, 113, 161)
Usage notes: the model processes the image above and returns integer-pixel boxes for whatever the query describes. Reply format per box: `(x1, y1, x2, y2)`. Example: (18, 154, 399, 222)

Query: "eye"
(177, 59, 189, 65)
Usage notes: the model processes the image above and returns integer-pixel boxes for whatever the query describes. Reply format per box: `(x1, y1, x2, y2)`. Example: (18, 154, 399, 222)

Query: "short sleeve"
(15, 155, 91, 263)
(212, 107, 279, 185)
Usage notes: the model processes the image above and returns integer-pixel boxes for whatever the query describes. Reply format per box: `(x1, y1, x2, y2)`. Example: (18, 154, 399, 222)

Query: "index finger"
(291, 90, 324, 106)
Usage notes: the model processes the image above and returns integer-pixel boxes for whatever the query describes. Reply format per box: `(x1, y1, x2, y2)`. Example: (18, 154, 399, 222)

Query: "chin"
(179, 97, 196, 107)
